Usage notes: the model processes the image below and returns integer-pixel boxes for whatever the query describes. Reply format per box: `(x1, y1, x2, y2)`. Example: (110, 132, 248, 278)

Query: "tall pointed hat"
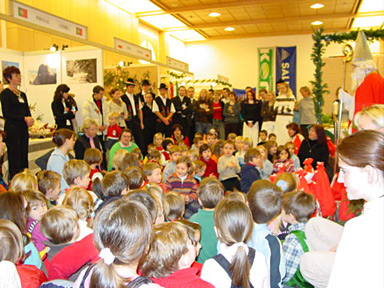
(352, 31, 373, 63)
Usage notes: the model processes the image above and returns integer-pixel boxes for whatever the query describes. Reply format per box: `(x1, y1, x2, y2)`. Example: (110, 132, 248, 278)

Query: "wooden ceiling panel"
(148, 0, 362, 39)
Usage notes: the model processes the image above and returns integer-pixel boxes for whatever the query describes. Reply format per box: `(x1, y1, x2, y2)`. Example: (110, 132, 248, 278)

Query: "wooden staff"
(335, 44, 353, 145)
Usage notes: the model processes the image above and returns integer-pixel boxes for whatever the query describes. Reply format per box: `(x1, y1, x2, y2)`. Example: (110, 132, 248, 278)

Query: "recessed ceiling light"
(311, 21, 323, 25)
(224, 27, 235, 31)
(310, 3, 324, 9)
(209, 12, 221, 17)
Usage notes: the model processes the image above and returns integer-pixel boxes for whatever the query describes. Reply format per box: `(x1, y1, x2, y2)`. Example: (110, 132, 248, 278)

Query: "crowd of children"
(0, 123, 381, 288)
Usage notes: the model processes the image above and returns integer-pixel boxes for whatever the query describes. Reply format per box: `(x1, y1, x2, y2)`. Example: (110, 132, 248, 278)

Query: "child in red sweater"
(199, 144, 218, 178)
(141, 221, 214, 288)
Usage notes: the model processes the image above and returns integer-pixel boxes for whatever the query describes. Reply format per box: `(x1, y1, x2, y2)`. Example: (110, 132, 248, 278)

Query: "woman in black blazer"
(0, 66, 34, 178)
(51, 84, 76, 130)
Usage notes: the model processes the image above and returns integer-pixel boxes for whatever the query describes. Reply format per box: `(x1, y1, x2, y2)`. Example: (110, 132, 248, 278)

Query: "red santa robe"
(353, 72, 384, 131)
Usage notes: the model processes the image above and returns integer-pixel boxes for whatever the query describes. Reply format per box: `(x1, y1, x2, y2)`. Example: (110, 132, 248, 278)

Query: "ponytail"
(90, 261, 120, 288)
(229, 244, 250, 288)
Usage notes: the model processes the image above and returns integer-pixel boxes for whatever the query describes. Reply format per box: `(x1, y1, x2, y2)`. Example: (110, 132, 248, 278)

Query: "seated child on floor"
(22, 190, 49, 258)
(62, 187, 93, 241)
(193, 160, 207, 184)
(83, 148, 103, 191)
(37, 170, 61, 206)
(141, 221, 214, 288)
(200, 144, 218, 178)
(201, 198, 269, 287)
(218, 141, 241, 192)
(190, 177, 224, 264)
(0, 219, 47, 287)
(165, 156, 199, 219)
(282, 191, 315, 287)
(273, 145, 294, 174)
(240, 148, 262, 193)
(165, 191, 185, 221)
(247, 180, 286, 287)
(268, 172, 299, 241)
(256, 145, 273, 180)
(163, 145, 182, 182)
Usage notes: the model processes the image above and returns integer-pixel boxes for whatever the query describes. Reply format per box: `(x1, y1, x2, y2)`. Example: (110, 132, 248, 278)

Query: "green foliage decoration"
(310, 27, 384, 123)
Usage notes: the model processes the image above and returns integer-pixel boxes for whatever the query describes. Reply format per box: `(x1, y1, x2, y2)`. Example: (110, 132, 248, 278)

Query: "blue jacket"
(240, 163, 261, 193)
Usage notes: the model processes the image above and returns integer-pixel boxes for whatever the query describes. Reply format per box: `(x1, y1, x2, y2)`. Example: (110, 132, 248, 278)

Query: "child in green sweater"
(189, 177, 224, 263)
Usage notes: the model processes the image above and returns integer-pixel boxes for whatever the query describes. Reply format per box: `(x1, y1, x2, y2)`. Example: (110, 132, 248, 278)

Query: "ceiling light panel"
(105, 0, 161, 14)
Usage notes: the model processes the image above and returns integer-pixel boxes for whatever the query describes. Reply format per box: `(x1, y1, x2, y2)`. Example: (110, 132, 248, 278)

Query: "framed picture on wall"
(65, 58, 97, 84)
(28, 63, 57, 85)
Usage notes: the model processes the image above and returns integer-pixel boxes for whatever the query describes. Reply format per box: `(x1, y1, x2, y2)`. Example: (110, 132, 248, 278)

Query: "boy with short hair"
(40, 205, 99, 281)
(125, 166, 145, 189)
(60, 159, 102, 212)
(269, 133, 277, 142)
(258, 130, 268, 146)
(282, 191, 316, 287)
(165, 192, 185, 221)
(193, 160, 207, 184)
(247, 180, 286, 288)
(189, 177, 224, 263)
(143, 162, 168, 192)
(206, 132, 217, 147)
(227, 132, 236, 142)
(240, 148, 262, 193)
(37, 170, 61, 205)
(163, 145, 182, 182)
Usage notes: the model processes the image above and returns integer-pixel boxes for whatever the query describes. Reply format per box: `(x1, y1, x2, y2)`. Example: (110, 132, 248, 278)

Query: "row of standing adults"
(0, 64, 314, 180)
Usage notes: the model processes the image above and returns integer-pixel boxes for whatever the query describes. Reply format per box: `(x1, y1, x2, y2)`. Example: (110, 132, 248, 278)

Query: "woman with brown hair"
(0, 66, 34, 178)
(241, 89, 262, 147)
(194, 89, 213, 137)
(298, 124, 329, 170)
(51, 84, 76, 130)
(47, 128, 76, 192)
(223, 92, 241, 138)
(300, 130, 384, 288)
(261, 91, 277, 134)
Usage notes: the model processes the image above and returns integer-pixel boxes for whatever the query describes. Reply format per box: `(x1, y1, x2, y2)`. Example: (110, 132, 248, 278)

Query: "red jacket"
(152, 267, 214, 288)
(47, 234, 99, 281)
(16, 264, 47, 288)
(201, 157, 218, 178)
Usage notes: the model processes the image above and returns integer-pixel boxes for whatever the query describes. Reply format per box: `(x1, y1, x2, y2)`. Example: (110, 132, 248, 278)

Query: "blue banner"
(276, 46, 297, 96)
(233, 88, 256, 101)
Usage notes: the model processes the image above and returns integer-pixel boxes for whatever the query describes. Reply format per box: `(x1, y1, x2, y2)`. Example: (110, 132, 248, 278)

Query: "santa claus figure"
(339, 31, 384, 132)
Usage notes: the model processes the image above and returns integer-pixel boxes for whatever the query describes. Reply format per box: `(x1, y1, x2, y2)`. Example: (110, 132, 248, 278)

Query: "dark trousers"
(156, 121, 172, 138)
(221, 177, 241, 192)
(126, 116, 145, 155)
(5, 124, 29, 179)
(225, 122, 241, 139)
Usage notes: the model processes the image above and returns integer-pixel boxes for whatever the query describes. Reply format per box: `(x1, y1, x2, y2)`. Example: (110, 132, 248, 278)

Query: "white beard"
(351, 60, 377, 92)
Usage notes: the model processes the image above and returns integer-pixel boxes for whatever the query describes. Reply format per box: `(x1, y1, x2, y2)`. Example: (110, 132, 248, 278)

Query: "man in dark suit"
(172, 86, 193, 142)
(136, 79, 155, 103)
(120, 78, 145, 155)
(153, 83, 175, 137)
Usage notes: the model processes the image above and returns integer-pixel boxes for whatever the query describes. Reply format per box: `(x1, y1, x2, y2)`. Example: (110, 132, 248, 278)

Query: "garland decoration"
(310, 27, 384, 123)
